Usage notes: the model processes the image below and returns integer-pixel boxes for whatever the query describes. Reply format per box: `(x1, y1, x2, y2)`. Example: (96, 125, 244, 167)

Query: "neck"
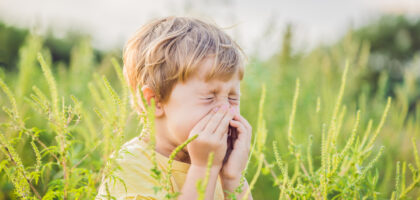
(140, 124, 191, 164)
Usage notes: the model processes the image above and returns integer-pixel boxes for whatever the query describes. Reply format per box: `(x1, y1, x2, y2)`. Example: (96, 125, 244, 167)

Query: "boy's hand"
(220, 113, 252, 180)
(187, 104, 235, 169)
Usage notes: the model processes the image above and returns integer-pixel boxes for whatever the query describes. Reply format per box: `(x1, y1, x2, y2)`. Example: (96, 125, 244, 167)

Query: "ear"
(141, 85, 165, 118)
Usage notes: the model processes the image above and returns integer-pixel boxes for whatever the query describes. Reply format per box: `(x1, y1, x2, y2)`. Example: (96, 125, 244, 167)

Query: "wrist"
(221, 170, 243, 181)
(221, 175, 242, 190)
(190, 163, 222, 172)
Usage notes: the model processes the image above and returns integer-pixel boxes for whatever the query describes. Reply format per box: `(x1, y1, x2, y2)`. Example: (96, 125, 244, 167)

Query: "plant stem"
(4, 147, 42, 199)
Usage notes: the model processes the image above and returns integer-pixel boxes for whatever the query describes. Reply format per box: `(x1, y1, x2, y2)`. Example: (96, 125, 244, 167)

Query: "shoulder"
(96, 137, 166, 200)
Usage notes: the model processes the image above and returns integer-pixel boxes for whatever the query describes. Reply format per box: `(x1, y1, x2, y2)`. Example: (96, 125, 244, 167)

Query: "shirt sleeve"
(95, 147, 168, 200)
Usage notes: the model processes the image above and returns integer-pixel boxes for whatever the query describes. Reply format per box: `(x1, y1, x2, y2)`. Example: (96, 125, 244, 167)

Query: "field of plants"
(0, 15, 420, 199)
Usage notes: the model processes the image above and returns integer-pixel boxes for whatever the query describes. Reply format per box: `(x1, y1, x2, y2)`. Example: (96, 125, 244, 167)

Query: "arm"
(180, 105, 236, 199)
(221, 176, 252, 200)
(178, 165, 221, 200)
(178, 165, 220, 200)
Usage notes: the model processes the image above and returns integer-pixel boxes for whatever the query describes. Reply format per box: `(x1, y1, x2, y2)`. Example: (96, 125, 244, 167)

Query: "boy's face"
(162, 57, 241, 146)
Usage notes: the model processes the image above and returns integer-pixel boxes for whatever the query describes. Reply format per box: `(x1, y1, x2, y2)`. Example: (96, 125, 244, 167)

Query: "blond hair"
(123, 16, 246, 113)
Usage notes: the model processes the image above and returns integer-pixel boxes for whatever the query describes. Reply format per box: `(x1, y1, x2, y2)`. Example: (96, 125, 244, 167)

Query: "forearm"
(221, 176, 253, 200)
(178, 165, 221, 200)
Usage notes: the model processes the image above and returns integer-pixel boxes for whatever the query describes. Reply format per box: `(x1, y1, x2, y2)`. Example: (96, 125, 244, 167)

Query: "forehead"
(190, 57, 240, 89)
(193, 57, 240, 82)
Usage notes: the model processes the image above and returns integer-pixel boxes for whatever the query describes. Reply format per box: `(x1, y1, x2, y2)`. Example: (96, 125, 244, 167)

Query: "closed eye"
(201, 97, 239, 102)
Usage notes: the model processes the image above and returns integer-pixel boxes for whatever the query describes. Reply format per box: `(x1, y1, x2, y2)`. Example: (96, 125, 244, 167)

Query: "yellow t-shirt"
(96, 136, 225, 200)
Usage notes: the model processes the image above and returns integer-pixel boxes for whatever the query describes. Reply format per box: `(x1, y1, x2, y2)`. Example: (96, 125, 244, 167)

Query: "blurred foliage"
(355, 15, 420, 61)
(0, 21, 106, 72)
(0, 22, 28, 70)
(351, 15, 420, 112)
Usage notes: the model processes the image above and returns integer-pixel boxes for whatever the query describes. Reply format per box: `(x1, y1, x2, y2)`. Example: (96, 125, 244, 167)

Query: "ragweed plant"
(253, 60, 420, 199)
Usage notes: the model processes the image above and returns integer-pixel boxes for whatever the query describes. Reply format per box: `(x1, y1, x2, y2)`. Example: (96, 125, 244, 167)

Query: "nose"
(215, 101, 230, 110)
(212, 96, 239, 113)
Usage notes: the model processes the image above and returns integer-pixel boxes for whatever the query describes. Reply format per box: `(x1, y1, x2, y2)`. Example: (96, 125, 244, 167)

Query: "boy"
(96, 16, 253, 200)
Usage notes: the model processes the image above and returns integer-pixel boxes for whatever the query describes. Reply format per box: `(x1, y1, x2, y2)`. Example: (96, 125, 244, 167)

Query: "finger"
(229, 120, 247, 137)
(203, 105, 229, 134)
(233, 114, 251, 130)
(189, 107, 217, 138)
(229, 119, 252, 146)
(233, 114, 252, 131)
(214, 107, 235, 139)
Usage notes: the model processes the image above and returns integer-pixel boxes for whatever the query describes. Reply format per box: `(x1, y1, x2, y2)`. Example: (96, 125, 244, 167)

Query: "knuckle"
(202, 137, 217, 145)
